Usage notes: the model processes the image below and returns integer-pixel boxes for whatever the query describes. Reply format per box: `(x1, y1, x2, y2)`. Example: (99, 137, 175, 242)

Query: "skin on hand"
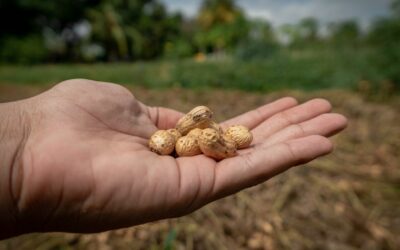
(0, 79, 347, 239)
(0, 100, 32, 239)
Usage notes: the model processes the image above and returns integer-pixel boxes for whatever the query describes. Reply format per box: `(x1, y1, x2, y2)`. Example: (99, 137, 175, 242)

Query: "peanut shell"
(224, 125, 253, 149)
(209, 121, 223, 134)
(176, 106, 213, 135)
(198, 128, 237, 160)
(167, 129, 182, 142)
(187, 128, 203, 138)
(175, 136, 202, 157)
(149, 130, 175, 155)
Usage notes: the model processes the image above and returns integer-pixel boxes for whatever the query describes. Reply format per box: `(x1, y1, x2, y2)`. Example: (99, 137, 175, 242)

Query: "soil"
(0, 83, 399, 250)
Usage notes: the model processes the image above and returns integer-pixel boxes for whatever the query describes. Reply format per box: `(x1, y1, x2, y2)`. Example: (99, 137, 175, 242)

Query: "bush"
(0, 36, 48, 64)
(235, 40, 279, 60)
(163, 39, 194, 59)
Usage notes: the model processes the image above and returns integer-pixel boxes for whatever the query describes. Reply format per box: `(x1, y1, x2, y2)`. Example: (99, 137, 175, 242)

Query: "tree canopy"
(0, 0, 399, 64)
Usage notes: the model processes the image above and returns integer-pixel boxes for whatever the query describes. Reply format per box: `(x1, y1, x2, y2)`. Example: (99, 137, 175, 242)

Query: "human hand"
(1, 79, 347, 237)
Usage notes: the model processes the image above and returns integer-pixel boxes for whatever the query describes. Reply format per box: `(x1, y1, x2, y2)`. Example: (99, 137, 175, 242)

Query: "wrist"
(0, 100, 32, 239)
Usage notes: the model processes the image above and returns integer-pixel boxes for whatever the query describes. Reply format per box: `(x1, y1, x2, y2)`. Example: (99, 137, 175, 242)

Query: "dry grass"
(0, 83, 399, 250)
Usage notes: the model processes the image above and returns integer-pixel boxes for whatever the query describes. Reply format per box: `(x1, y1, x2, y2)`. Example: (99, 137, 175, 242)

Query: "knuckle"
(278, 111, 293, 126)
(289, 123, 307, 137)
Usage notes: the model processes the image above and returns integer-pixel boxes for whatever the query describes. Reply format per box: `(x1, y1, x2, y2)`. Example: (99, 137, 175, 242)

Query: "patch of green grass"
(0, 48, 393, 92)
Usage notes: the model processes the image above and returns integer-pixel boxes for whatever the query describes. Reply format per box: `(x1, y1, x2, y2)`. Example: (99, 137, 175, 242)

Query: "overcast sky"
(161, 0, 392, 28)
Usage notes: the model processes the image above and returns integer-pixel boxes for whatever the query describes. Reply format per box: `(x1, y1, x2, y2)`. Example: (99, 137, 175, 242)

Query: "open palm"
(16, 79, 347, 234)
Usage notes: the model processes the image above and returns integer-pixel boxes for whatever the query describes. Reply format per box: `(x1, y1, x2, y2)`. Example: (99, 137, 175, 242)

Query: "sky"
(161, 0, 393, 29)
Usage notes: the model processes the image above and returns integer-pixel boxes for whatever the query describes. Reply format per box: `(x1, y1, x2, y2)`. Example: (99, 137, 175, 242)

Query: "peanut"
(175, 136, 202, 157)
(224, 125, 253, 149)
(187, 128, 203, 138)
(149, 106, 253, 159)
(209, 121, 223, 134)
(167, 129, 182, 142)
(176, 106, 213, 135)
(149, 130, 175, 155)
(198, 128, 237, 160)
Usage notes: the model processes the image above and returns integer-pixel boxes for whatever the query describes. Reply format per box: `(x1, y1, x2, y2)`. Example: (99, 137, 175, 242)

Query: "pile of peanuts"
(149, 106, 253, 160)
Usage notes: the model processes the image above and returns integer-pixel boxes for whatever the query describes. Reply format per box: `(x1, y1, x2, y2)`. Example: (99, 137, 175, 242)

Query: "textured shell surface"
(149, 130, 175, 155)
(176, 106, 213, 135)
(199, 128, 220, 145)
(209, 121, 223, 134)
(187, 128, 203, 139)
(198, 128, 237, 160)
(224, 125, 253, 149)
(167, 129, 182, 142)
(175, 135, 202, 157)
(189, 106, 213, 121)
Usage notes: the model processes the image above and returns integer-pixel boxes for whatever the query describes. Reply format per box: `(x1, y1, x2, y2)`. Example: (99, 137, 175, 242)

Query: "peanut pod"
(175, 135, 202, 157)
(167, 128, 182, 142)
(176, 106, 213, 135)
(148, 130, 176, 155)
(209, 121, 223, 134)
(187, 128, 203, 138)
(198, 128, 237, 160)
(224, 125, 253, 149)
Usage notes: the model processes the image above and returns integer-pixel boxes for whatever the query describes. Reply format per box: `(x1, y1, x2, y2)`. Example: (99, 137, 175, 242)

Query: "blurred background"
(0, 0, 399, 249)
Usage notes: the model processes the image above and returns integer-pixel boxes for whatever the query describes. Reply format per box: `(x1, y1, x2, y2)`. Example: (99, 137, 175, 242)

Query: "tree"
(367, 1, 400, 85)
(392, 0, 400, 17)
(87, 0, 182, 61)
(236, 20, 279, 60)
(367, 0, 400, 46)
(299, 18, 319, 42)
(0, 0, 100, 38)
(197, 0, 241, 30)
(278, 18, 320, 48)
(195, 0, 249, 52)
(0, 0, 100, 62)
(328, 20, 360, 46)
(0, 0, 183, 62)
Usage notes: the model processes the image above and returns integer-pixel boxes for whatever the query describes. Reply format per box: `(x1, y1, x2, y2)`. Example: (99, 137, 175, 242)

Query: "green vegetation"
(0, 47, 395, 93)
(0, 0, 399, 92)
(0, 1, 399, 248)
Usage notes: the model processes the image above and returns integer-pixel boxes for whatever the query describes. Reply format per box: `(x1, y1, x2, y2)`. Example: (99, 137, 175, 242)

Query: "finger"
(261, 113, 348, 147)
(252, 98, 332, 143)
(221, 97, 298, 129)
(147, 107, 185, 130)
(211, 135, 333, 199)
